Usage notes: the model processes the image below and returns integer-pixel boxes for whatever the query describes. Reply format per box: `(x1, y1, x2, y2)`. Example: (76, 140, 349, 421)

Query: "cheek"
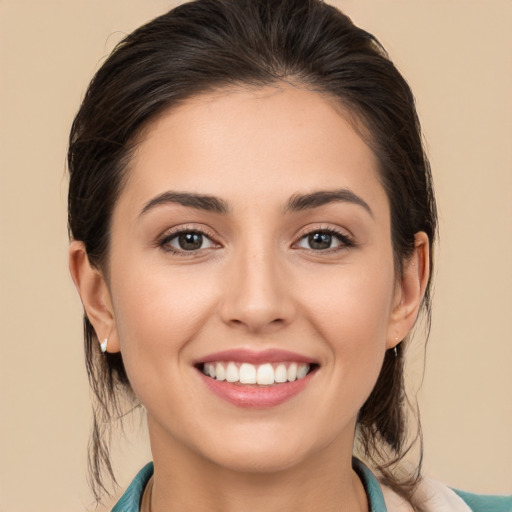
(109, 262, 219, 393)
(304, 262, 395, 345)
(300, 255, 396, 391)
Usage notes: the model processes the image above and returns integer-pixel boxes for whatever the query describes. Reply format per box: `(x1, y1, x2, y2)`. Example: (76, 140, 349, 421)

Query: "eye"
(296, 229, 354, 251)
(160, 230, 217, 253)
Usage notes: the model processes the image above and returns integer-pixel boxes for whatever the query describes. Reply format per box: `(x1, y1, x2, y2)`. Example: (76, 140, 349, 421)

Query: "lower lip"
(198, 370, 314, 408)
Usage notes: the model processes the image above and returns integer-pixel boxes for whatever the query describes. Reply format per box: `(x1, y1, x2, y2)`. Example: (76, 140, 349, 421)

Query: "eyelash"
(294, 227, 356, 252)
(157, 226, 356, 256)
(157, 226, 220, 256)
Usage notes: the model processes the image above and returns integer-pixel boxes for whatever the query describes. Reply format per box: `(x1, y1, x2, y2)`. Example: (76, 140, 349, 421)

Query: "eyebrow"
(284, 189, 373, 217)
(139, 188, 373, 218)
(139, 191, 230, 217)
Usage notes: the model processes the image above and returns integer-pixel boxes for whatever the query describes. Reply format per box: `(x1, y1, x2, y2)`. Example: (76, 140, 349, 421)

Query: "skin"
(70, 84, 429, 512)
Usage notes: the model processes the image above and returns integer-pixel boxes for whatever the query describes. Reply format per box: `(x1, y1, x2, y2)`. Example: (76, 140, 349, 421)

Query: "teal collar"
(112, 458, 386, 511)
(112, 462, 153, 512)
(353, 458, 388, 511)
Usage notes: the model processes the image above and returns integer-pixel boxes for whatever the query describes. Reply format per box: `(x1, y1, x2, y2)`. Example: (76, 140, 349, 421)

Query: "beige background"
(1, 1, 511, 511)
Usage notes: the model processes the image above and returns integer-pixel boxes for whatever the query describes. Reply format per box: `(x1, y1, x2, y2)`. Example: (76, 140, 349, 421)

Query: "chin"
(193, 421, 338, 475)
(206, 443, 312, 474)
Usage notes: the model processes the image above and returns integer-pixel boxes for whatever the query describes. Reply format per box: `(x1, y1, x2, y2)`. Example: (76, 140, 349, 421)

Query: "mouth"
(197, 361, 317, 386)
(194, 350, 319, 408)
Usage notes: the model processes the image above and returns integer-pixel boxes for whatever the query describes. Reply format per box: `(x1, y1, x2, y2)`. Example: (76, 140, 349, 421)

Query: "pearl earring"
(100, 338, 108, 353)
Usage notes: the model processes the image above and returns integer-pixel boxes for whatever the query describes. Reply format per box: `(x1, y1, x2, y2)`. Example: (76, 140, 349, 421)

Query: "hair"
(68, 0, 437, 508)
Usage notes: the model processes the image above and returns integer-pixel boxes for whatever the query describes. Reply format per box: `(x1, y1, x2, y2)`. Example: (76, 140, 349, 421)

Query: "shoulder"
(411, 477, 511, 512)
(110, 460, 511, 512)
(452, 488, 512, 512)
(111, 462, 154, 512)
(354, 458, 511, 512)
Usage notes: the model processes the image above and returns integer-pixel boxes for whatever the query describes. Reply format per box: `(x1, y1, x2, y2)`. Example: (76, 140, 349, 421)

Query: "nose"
(219, 244, 296, 334)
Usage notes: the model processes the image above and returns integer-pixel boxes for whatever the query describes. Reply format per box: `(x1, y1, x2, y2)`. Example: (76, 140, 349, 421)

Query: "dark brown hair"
(68, 0, 437, 507)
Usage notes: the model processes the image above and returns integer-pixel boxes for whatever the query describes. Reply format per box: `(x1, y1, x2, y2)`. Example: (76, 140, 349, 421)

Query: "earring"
(100, 338, 108, 353)
(393, 337, 400, 357)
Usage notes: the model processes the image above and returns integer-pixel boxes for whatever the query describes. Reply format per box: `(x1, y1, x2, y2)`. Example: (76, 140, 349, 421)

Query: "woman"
(67, 0, 511, 511)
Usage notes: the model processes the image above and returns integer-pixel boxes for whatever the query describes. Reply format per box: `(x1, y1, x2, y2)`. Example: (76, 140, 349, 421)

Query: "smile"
(201, 361, 311, 386)
(195, 350, 318, 408)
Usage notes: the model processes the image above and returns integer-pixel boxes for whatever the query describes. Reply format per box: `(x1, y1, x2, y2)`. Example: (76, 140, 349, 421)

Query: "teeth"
(202, 361, 311, 385)
(297, 364, 309, 379)
(256, 363, 274, 385)
(274, 363, 288, 383)
(215, 362, 226, 381)
(226, 362, 239, 383)
(203, 363, 215, 378)
(287, 363, 297, 381)
(239, 363, 257, 384)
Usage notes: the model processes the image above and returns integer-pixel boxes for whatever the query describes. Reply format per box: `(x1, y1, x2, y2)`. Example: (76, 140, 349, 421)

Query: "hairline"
(102, 80, 403, 280)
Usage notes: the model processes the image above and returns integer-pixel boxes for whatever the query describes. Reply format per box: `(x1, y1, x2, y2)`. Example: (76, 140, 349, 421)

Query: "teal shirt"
(112, 460, 512, 512)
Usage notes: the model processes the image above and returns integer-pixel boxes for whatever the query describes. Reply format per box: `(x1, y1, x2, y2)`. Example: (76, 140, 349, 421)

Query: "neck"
(147, 419, 368, 512)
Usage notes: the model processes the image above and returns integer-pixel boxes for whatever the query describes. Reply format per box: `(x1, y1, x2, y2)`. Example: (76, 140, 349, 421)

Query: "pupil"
(178, 232, 203, 250)
(309, 232, 331, 250)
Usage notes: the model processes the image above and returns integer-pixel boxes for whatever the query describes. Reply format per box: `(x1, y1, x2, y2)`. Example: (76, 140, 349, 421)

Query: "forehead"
(120, 84, 387, 216)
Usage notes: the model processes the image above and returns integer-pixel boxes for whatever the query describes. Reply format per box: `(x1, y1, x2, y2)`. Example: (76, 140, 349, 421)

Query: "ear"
(386, 232, 430, 349)
(69, 241, 120, 353)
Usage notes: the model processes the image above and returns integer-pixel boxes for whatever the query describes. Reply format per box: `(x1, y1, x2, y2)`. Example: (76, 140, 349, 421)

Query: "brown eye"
(177, 232, 204, 250)
(161, 230, 217, 253)
(308, 232, 333, 250)
(296, 229, 354, 251)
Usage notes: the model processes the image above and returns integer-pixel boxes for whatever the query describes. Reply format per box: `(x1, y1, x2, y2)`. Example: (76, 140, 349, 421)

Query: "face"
(104, 85, 405, 474)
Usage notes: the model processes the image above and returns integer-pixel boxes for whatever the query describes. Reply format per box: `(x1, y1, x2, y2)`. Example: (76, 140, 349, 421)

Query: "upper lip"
(196, 348, 318, 365)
